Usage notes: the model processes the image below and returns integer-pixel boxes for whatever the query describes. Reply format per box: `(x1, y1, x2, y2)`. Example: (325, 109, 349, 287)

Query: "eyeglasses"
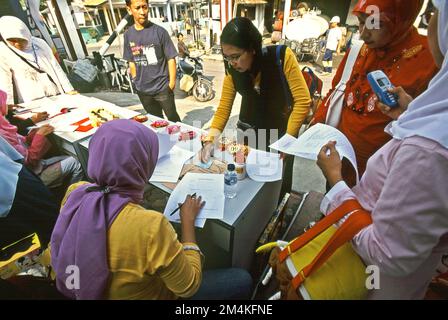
(223, 52, 245, 63)
(421, 10, 435, 27)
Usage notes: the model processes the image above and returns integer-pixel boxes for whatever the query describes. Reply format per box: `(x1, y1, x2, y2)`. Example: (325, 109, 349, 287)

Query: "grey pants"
(39, 156, 83, 188)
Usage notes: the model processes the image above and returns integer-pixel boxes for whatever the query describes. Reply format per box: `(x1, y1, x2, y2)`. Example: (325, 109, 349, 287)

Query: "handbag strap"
(2, 39, 59, 88)
(279, 199, 362, 262)
(291, 209, 372, 290)
(302, 66, 319, 97)
(325, 40, 363, 126)
(340, 40, 363, 84)
(276, 45, 293, 111)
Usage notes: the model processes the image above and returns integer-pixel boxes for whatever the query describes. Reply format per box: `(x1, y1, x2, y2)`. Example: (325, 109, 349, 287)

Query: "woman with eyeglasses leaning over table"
(200, 17, 312, 200)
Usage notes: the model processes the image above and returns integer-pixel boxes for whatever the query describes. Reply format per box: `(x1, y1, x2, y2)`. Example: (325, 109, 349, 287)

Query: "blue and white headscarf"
(0, 136, 23, 217)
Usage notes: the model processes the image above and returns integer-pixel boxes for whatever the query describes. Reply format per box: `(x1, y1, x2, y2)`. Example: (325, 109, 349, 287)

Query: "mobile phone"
(367, 70, 398, 108)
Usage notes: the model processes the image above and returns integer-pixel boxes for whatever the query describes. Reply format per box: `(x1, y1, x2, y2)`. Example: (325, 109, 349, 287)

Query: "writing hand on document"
(36, 124, 55, 136)
(377, 86, 413, 120)
(8, 104, 18, 113)
(180, 194, 206, 244)
(200, 141, 214, 163)
(317, 141, 343, 188)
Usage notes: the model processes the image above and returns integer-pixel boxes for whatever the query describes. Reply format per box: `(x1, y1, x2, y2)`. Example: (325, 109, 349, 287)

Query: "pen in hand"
(170, 193, 197, 216)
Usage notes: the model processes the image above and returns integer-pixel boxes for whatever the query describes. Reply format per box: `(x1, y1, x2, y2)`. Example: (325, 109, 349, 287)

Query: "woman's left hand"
(317, 141, 343, 188)
(7, 104, 16, 113)
(377, 87, 413, 120)
(31, 112, 49, 123)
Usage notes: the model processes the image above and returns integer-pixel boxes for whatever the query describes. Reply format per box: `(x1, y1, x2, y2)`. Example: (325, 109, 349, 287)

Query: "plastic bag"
(180, 74, 194, 92)
(72, 59, 98, 83)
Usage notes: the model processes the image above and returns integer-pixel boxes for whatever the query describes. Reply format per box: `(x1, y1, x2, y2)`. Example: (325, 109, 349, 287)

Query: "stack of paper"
(150, 146, 196, 183)
(163, 173, 225, 228)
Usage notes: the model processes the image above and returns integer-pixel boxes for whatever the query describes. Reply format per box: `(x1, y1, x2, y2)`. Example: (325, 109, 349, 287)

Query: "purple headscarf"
(50, 119, 159, 300)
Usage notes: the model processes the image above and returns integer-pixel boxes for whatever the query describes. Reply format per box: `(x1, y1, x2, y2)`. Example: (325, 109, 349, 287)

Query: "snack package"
(167, 125, 181, 134)
(227, 143, 250, 162)
(178, 130, 197, 141)
(89, 108, 119, 127)
(151, 120, 169, 128)
(133, 115, 148, 123)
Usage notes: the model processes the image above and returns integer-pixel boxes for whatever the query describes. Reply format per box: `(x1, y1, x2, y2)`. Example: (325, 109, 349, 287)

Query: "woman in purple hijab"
(50, 119, 206, 300)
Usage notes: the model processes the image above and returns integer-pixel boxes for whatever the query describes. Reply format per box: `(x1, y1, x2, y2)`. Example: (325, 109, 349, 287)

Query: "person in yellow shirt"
(50, 119, 252, 300)
(201, 17, 311, 197)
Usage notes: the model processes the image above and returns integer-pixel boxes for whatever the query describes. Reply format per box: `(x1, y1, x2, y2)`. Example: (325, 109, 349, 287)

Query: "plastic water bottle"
(224, 164, 238, 199)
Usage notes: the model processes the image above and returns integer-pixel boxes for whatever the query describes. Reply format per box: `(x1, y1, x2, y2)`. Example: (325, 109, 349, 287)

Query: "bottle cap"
(227, 164, 236, 171)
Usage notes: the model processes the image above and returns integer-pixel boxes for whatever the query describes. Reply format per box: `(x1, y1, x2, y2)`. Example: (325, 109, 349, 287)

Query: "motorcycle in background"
(177, 55, 214, 102)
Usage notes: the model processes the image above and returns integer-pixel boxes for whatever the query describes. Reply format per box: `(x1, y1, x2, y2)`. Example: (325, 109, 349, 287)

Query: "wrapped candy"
(178, 130, 197, 141)
(167, 125, 181, 134)
(150, 120, 169, 128)
(133, 115, 148, 123)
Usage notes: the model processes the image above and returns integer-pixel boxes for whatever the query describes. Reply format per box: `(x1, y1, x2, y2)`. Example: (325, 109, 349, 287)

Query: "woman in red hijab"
(313, 0, 438, 186)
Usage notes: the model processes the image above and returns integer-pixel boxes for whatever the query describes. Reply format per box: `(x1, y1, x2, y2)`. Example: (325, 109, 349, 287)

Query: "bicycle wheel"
(193, 78, 214, 102)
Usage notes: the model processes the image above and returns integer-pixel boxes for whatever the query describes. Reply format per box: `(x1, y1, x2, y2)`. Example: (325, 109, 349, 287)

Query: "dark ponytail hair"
(221, 17, 262, 52)
(221, 17, 262, 73)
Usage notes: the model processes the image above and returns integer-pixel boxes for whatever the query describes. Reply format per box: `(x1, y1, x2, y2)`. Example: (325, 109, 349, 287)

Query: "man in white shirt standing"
(322, 16, 343, 75)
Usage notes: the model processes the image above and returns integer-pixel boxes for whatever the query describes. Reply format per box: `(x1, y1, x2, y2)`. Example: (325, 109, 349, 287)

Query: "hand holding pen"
(174, 193, 205, 224)
(176, 194, 206, 244)
(170, 193, 197, 216)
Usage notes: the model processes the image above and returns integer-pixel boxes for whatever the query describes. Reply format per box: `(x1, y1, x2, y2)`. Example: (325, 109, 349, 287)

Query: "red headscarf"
(353, 0, 424, 39)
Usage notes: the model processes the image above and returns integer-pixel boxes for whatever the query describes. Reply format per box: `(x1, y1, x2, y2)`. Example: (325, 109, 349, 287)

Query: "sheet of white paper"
(269, 133, 302, 155)
(270, 124, 359, 182)
(163, 173, 225, 228)
(18, 97, 54, 111)
(246, 149, 283, 182)
(36, 108, 89, 128)
(53, 125, 78, 133)
(157, 132, 178, 159)
(16, 104, 64, 120)
(149, 146, 195, 183)
(174, 217, 207, 228)
(17, 95, 139, 123)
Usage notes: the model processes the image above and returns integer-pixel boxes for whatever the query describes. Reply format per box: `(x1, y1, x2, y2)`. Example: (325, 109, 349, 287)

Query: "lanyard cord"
(31, 43, 41, 69)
